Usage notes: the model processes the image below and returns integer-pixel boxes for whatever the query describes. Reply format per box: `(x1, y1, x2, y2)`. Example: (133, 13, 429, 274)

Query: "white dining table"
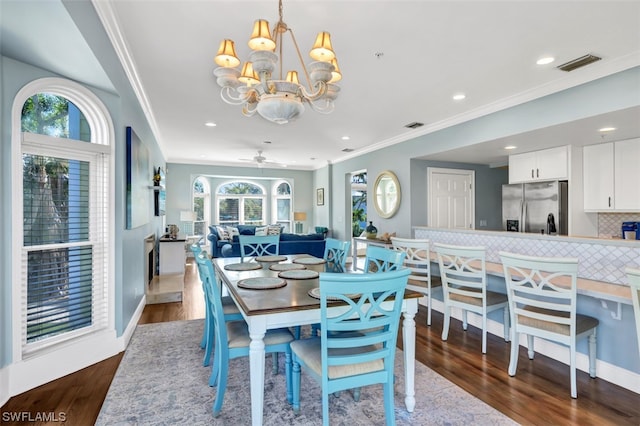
(213, 255, 420, 426)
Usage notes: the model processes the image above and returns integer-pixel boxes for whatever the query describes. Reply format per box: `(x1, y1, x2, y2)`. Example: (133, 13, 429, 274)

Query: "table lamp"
(294, 212, 307, 234)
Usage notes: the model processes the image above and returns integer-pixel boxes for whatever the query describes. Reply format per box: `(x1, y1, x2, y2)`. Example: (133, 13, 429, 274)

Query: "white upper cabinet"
(583, 138, 640, 211)
(509, 146, 568, 183)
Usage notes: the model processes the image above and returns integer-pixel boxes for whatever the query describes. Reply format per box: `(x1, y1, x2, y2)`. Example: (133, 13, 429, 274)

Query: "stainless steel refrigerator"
(502, 181, 568, 235)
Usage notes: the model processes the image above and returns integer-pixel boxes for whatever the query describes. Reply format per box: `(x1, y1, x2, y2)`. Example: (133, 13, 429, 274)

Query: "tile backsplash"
(598, 213, 640, 238)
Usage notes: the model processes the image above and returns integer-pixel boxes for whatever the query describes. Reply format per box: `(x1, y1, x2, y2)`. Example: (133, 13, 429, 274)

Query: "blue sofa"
(207, 225, 326, 258)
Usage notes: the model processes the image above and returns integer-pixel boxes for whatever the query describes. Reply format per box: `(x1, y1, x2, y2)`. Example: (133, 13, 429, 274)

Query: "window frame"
(11, 77, 115, 363)
(272, 180, 293, 233)
(215, 180, 266, 226)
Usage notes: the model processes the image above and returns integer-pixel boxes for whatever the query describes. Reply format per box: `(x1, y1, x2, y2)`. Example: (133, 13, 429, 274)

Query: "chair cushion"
(221, 295, 240, 315)
(518, 306, 599, 336)
(226, 321, 294, 348)
(290, 337, 384, 379)
(449, 288, 507, 306)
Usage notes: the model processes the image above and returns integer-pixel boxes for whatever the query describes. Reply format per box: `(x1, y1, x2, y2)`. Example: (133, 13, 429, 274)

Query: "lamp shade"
(215, 39, 240, 68)
(180, 211, 197, 222)
(248, 19, 276, 51)
(294, 212, 307, 221)
(285, 70, 300, 85)
(309, 31, 335, 62)
(239, 62, 260, 86)
(329, 58, 342, 83)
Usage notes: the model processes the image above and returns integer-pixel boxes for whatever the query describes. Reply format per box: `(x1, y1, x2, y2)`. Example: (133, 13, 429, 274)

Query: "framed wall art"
(126, 126, 150, 229)
(316, 188, 325, 206)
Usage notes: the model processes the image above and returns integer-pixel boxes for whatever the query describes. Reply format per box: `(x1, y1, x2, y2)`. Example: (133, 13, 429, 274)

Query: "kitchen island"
(413, 226, 639, 394)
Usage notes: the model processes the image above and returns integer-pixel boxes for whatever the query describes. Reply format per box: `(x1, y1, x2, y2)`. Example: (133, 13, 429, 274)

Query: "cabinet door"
(583, 143, 614, 210)
(537, 146, 568, 181)
(509, 152, 537, 183)
(614, 138, 640, 210)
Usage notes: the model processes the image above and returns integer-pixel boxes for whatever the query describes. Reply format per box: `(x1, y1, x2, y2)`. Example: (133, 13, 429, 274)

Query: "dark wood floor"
(2, 259, 639, 425)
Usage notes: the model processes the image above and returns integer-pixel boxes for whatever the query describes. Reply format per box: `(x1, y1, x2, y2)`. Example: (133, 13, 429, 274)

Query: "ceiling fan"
(239, 150, 282, 167)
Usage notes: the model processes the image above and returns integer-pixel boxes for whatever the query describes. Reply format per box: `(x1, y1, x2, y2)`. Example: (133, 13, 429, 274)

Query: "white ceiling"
(2, 1, 640, 170)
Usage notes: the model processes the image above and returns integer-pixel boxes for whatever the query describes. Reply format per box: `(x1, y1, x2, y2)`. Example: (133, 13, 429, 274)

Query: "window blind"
(21, 143, 109, 355)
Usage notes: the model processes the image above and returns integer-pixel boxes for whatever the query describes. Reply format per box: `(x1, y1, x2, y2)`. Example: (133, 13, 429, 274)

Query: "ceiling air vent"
(404, 122, 424, 129)
(557, 54, 601, 72)
(341, 148, 354, 153)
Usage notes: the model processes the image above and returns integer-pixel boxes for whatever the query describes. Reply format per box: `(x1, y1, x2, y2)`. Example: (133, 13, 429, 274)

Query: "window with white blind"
(192, 177, 210, 236)
(216, 181, 266, 225)
(18, 91, 111, 356)
(273, 181, 292, 232)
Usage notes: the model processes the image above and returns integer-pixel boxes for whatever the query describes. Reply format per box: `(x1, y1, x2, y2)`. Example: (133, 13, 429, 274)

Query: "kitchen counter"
(414, 226, 640, 392)
(414, 226, 639, 303)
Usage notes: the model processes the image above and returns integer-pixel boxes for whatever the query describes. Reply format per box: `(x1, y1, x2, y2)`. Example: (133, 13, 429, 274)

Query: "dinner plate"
(224, 262, 262, 271)
(269, 263, 306, 271)
(307, 287, 360, 301)
(237, 277, 287, 290)
(278, 269, 319, 280)
(293, 256, 327, 265)
(255, 255, 287, 263)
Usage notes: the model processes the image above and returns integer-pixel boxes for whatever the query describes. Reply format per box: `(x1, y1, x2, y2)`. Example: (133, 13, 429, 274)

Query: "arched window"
(12, 78, 113, 358)
(193, 176, 210, 236)
(216, 181, 266, 225)
(273, 181, 292, 233)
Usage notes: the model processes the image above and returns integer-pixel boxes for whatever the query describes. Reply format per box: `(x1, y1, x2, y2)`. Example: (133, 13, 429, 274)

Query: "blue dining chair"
(239, 235, 280, 261)
(364, 245, 406, 273)
(323, 238, 351, 273)
(195, 251, 295, 416)
(191, 244, 242, 367)
(308, 238, 352, 337)
(290, 268, 411, 426)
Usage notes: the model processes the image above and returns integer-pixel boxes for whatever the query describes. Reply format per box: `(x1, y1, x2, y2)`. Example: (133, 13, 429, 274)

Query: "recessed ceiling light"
(536, 56, 555, 65)
(504, 145, 517, 150)
(599, 127, 616, 132)
(205, 122, 216, 127)
(341, 136, 350, 140)
(453, 93, 466, 101)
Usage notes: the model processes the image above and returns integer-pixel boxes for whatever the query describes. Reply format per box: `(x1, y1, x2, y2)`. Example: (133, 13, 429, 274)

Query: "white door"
(428, 168, 475, 229)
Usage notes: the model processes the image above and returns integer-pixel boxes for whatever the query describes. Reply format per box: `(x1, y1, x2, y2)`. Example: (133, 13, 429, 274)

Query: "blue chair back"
(323, 238, 351, 272)
(319, 269, 410, 405)
(364, 245, 406, 273)
(239, 235, 280, 260)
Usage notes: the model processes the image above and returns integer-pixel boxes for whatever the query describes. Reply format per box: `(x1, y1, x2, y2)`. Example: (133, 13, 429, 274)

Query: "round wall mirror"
(373, 170, 401, 218)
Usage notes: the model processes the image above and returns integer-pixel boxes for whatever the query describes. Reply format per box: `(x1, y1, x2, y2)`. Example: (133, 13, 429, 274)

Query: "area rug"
(96, 320, 517, 425)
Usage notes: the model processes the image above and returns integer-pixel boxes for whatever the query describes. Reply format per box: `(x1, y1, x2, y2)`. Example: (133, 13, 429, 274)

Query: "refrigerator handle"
(520, 200, 526, 233)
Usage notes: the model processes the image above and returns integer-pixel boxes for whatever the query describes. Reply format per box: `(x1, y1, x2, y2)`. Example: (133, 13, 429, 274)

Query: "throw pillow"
(255, 226, 268, 236)
(215, 225, 230, 241)
(267, 225, 281, 236)
(225, 226, 240, 239)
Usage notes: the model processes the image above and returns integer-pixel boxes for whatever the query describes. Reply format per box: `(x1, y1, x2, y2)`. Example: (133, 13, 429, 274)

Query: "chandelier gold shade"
(214, 39, 240, 68)
(309, 31, 335, 62)
(212, 0, 341, 124)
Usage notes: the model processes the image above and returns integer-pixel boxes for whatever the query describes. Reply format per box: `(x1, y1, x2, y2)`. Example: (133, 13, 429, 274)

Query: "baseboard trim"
(424, 299, 640, 394)
(120, 295, 146, 351)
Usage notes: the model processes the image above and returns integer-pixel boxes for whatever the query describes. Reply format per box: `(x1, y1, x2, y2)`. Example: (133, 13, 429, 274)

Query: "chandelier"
(213, 0, 341, 124)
